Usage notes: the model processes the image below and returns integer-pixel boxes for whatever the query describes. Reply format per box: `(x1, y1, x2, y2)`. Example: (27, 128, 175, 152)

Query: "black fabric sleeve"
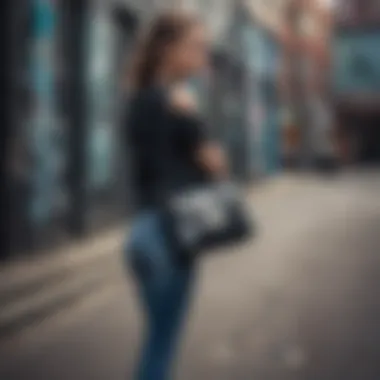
(172, 112, 209, 155)
(125, 88, 168, 206)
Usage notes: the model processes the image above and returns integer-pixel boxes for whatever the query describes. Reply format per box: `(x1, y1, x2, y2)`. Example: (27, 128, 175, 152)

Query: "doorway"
(357, 113, 380, 164)
(339, 109, 380, 166)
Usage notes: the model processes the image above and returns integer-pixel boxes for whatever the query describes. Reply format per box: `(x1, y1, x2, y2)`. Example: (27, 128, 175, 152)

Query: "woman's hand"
(196, 142, 228, 179)
(169, 84, 198, 114)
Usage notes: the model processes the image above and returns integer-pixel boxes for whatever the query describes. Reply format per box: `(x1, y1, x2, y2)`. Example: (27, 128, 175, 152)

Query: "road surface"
(1, 171, 380, 380)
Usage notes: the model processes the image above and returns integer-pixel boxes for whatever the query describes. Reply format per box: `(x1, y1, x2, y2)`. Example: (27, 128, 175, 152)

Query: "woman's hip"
(124, 211, 193, 287)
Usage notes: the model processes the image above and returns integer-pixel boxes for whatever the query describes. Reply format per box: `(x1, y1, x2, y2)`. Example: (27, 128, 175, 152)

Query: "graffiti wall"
(85, 7, 118, 201)
(242, 24, 265, 176)
(242, 25, 281, 175)
(29, 0, 67, 228)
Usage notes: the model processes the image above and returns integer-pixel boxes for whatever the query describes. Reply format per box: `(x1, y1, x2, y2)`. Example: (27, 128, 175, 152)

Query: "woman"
(124, 11, 227, 380)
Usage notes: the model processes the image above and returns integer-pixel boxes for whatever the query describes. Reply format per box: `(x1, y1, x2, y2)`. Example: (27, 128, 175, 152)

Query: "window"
(334, 31, 380, 93)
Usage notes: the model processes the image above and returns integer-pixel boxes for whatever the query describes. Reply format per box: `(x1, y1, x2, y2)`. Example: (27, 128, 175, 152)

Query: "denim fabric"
(124, 211, 194, 380)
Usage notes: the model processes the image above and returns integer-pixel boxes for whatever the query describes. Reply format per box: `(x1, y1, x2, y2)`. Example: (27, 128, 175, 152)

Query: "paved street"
(1, 171, 380, 380)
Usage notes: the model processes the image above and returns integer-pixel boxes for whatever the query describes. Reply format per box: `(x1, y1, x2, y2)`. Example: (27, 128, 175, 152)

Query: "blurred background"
(1, 0, 380, 379)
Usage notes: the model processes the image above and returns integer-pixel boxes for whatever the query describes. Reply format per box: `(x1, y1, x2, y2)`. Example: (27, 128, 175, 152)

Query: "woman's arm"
(169, 84, 228, 178)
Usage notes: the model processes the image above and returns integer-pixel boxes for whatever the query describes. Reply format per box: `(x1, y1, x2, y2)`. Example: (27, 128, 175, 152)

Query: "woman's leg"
(136, 266, 193, 380)
(126, 212, 195, 380)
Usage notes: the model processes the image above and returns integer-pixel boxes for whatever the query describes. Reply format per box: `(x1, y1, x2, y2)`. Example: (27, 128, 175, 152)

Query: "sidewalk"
(2, 170, 375, 380)
(0, 173, 315, 340)
(1, 173, 310, 284)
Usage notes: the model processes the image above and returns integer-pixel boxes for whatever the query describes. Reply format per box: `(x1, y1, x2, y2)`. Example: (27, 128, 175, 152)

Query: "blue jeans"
(124, 211, 195, 380)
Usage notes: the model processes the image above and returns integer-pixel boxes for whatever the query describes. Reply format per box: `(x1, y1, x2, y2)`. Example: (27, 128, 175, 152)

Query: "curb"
(0, 174, 301, 290)
(0, 229, 124, 298)
(0, 251, 122, 340)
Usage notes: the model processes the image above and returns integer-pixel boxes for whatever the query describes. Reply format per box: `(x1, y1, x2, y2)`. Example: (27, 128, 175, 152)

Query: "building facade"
(7, 0, 318, 259)
(332, 0, 380, 164)
(275, 0, 333, 167)
(5, 0, 141, 258)
(242, 0, 289, 175)
(242, 17, 282, 176)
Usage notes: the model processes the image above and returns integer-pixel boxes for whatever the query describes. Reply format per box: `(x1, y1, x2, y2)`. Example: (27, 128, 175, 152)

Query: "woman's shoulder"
(127, 86, 169, 141)
(128, 83, 199, 119)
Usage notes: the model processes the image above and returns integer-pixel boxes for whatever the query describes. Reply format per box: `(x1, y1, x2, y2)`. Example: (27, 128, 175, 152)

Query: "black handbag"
(162, 181, 254, 260)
